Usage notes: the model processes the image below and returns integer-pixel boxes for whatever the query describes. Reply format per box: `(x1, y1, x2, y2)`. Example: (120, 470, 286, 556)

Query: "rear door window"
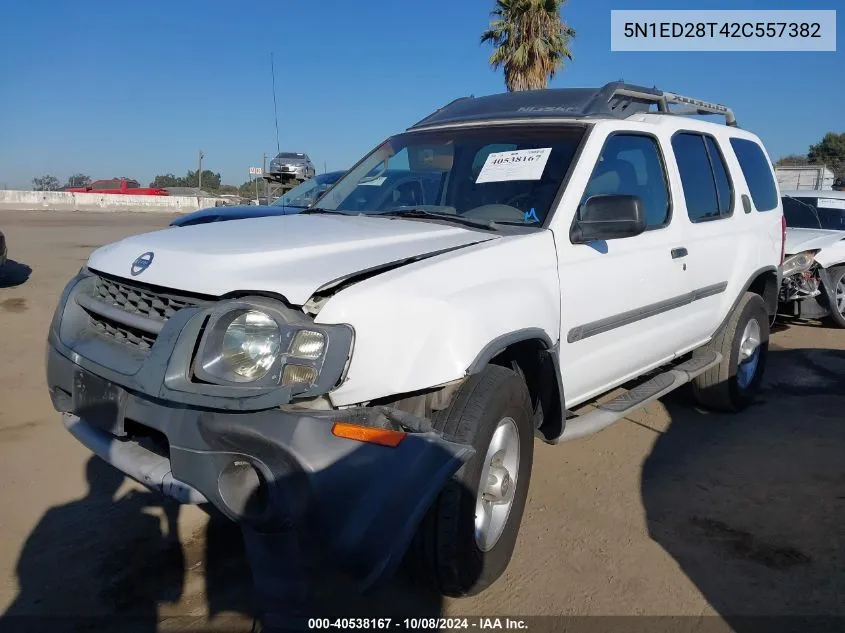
(729, 138, 779, 211)
(672, 133, 720, 222)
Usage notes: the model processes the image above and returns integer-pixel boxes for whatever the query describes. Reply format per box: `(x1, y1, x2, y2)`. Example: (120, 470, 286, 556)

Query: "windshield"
(783, 196, 845, 231)
(275, 152, 305, 160)
(315, 126, 585, 225)
(271, 172, 343, 209)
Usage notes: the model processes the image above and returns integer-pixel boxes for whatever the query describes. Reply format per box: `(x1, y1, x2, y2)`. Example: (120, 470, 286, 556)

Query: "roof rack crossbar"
(610, 85, 737, 126)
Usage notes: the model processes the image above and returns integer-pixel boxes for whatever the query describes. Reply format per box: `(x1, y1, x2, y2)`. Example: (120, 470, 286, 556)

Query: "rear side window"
(729, 138, 779, 211)
(672, 133, 721, 222)
(580, 133, 670, 228)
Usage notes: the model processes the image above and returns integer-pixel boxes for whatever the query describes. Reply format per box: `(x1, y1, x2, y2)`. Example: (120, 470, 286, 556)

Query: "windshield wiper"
(374, 209, 499, 231)
(299, 207, 350, 216)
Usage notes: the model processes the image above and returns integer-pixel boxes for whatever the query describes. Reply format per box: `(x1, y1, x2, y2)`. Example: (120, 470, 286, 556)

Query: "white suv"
(46, 82, 784, 607)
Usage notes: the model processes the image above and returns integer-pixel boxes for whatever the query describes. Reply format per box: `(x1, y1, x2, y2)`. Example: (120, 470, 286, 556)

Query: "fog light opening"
(217, 459, 269, 520)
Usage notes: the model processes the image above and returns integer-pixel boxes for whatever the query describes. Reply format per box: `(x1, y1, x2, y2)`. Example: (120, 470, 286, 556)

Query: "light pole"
(198, 150, 204, 192)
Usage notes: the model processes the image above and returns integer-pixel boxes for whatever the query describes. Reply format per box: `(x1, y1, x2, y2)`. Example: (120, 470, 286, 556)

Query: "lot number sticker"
(817, 198, 845, 210)
(476, 148, 553, 183)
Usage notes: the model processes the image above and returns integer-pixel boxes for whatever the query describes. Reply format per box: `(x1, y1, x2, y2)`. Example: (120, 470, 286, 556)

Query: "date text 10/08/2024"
(307, 618, 529, 630)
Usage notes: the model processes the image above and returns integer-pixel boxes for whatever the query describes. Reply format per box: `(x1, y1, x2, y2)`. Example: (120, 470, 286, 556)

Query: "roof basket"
(408, 82, 737, 130)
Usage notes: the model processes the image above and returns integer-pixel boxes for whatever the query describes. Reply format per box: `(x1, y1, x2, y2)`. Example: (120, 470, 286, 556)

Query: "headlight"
(201, 310, 281, 383)
(780, 251, 816, 277)
(289, 330, 324, 359)
(191, 299, 354, 397)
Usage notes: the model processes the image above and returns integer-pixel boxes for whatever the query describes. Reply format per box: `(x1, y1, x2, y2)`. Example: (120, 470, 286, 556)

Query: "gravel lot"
(0, 210, 843, 631)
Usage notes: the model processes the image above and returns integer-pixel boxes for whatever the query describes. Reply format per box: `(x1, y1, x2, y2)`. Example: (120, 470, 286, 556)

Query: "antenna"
(270, 52, 281, 154)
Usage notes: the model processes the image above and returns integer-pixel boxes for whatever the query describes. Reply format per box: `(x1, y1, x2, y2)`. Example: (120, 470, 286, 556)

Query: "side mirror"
(570, 194, 647, 244)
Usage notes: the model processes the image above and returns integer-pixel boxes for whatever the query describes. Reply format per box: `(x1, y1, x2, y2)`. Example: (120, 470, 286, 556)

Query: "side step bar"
(556, 351, 722, 443)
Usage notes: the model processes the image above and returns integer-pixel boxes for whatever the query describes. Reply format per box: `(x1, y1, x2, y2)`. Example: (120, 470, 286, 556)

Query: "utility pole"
(263, 153, 268, 200)
(323, 161, 327, 174)
(198, 150, 204, 192)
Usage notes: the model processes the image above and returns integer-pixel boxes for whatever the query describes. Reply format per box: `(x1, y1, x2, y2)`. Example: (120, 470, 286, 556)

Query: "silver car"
(268, 152, 316, 181)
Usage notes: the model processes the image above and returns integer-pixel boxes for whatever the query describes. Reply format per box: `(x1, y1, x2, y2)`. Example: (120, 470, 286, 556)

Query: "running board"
(555, 351, 722, 443)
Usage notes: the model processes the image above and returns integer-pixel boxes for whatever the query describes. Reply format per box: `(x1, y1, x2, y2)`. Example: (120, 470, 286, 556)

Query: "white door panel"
(552, 129, 696, 405)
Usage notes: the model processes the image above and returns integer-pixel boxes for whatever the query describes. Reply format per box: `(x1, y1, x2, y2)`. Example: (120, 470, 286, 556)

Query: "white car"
(45, 82, 784, 612)
(780, 189, 845, 327)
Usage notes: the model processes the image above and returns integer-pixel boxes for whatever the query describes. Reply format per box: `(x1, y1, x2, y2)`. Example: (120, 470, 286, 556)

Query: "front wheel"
(825, 266, 845, 328)
(407, 364, 534, 597)
(692, 292, 770, 412)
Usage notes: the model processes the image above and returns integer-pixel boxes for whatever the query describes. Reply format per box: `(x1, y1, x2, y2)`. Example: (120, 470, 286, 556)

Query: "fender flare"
(466, 328, 566, 443)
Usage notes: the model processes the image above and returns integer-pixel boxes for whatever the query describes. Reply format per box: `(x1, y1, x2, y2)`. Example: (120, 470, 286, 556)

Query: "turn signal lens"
(331, 422, 406, 448)
(289, 330, 325, 359)
(282, 364, 318, 386)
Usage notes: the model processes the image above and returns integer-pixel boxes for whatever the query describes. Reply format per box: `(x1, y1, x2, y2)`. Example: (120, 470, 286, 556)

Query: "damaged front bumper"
(45, 271, 474, 590)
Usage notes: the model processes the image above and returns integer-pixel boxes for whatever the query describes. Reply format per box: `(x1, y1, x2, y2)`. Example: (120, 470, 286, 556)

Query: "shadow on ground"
(2, 451, 447, 632)
(642, 347, 845, 630)
(0, 260, 32, 288)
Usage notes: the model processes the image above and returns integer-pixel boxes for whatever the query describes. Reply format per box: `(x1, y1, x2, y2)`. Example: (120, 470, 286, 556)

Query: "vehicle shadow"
(641, 347, 845, 630)
(2, 450, 450, 632)
(0, 260, 32, 288)
(1, 456, 185, 633)
(220, 443, 452, 632)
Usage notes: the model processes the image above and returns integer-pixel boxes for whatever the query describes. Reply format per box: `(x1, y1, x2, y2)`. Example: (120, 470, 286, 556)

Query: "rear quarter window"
(729, 138, 779, 211)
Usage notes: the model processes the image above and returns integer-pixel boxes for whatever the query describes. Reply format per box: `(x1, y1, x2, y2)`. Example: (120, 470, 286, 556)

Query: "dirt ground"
(0, 209, 843, 632)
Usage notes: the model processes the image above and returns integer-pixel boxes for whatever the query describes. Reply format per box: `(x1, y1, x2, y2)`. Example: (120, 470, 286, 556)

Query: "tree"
(238, 180, 259, 198)
(808, 132, 845, 177)
(776, 154, 810, 167)
(32, 175, 61, 191)
(150, 174, 182, 188)
(481, 0, 575, 92)
(64, 173, 91, 188)
(183, 169, 222, 190)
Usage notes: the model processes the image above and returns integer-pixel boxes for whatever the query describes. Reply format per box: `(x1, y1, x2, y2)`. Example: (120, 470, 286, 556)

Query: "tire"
(692, 291, 769, 412)
(825, 266, 845, 328)
(407, 364, 534, 597)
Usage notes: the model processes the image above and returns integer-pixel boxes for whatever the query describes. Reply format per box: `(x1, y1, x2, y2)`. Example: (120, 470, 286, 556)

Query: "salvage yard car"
(780, 189, 845, 327)
(46, 82, 784, 602)
(268, 151, 316, 182)
(170, 171, 346, 227)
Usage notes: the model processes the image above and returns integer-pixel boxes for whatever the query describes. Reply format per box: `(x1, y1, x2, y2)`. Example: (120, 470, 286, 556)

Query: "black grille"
(84, 274, 208, 352)
(91, 318, 157, 351)
(93, 276, 201, 322)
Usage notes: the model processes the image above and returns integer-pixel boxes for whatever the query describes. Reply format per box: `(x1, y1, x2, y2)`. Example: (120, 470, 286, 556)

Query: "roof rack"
(407, 82, 737, 130)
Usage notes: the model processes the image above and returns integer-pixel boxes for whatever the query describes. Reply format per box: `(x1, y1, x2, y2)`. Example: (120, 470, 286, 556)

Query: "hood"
(87, 214, 497, 305)
(784, 227, 845, 255)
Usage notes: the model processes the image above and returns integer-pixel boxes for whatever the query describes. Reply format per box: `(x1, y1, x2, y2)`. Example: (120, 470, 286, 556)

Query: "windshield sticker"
(360, 176, 387, 186)
(816, 197, 845, 210)
(523, 207, 540, 222)
(476, 148, 552, 184)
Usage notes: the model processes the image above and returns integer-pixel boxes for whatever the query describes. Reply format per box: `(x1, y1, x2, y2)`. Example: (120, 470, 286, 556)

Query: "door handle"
(671, 247, 688, 259)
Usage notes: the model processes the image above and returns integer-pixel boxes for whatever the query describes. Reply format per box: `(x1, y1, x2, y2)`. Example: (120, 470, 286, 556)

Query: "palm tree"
(481, 0, 575, 92)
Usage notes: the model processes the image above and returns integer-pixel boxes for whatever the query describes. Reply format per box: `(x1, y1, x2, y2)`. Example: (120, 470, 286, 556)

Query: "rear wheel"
(692, 292, 769, 412)
(825, 266, 845, 328)
(407, 364, 534, 597)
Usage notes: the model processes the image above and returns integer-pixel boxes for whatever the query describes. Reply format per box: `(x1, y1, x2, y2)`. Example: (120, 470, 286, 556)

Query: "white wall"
(0, 190, 222, 213)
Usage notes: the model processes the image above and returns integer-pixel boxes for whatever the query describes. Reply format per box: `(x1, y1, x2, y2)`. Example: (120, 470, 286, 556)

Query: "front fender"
(316, 231, 561, 406)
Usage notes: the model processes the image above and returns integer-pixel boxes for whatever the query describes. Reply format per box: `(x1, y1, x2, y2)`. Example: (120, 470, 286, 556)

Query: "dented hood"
(785, 228, 845, 255)
(86, 214, 496, 305)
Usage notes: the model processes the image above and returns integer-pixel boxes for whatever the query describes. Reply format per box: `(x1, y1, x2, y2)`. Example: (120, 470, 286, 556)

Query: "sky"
(0, 0, 842, 190)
